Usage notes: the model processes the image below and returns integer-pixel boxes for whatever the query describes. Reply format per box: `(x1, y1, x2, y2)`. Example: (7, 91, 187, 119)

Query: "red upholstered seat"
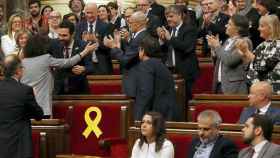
(89, 82, 122, 94)
(70, 104, 123, 156)
(168, 134, 193, 158)
(32, 131, 40, 158)
(192, 104, 244, 123)
(192, 62, 214, 94)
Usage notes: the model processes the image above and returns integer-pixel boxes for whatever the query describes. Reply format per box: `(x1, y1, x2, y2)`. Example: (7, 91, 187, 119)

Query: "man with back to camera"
(239, 114, 280, 158)
(188, 110, 238, 158)
(0, 55, 44, 158)
(239, 81, 280, 125)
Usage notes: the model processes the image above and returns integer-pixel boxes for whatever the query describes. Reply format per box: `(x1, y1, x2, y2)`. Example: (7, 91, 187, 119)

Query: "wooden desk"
(32, 119, 70, 158)
(56, 154, 111, 158)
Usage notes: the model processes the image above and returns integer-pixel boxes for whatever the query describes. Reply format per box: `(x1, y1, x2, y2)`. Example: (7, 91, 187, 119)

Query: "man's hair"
(28, 0, 41, 8)
(63, 13, 79, 23)
(256, 0, 280, 15)
(68, 0, 85, 10)
(251, 81, 273, 100)
(3, 55, 22, 78)
(165, 5, 183, 16)
(107, 2, 118, 10)
(24, 34, 50, 58)
(139, 35, 161, 58)
(59, 20, 75, 35)
(231, 14, 249, 37)
(197, 110, 222, 127)
(251, 114, 273, 141)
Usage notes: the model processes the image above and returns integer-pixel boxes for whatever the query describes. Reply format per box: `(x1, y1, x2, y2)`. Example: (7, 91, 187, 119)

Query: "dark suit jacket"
(163, 22, 199, 80)
(111, 30, 148, 97)
(188, 135, 238, 158)
(239, 142, 280, 158)
(75, 19, 113, 74)
(0, 78, 44, 158)
(134, 58, 182, 121)
(198, 12, 230, 56)
(49, 39, 93, 94)
(239, 105, 280, 125)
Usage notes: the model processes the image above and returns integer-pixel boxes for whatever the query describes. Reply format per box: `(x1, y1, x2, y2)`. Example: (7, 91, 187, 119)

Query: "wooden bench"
(32, 119, 68, 158)
(86, 75, 186, 119)
(194, 94, 280, 101)
(187, 100, 280, 122)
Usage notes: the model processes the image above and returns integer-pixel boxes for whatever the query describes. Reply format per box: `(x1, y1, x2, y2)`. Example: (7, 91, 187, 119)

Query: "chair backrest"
(192, 62, 214, 94)
(192, 103, 245, 123)
(32, 131, 41, 158)
(53, 99, 132, 156)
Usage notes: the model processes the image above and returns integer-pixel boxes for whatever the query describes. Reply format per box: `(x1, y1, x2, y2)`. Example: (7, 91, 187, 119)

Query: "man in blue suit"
(239, 81, 280, 125)
(75, 2, 113, 75)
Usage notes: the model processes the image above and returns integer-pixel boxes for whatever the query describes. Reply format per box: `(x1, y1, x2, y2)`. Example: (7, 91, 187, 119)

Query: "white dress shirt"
(252, 140, 268, 158)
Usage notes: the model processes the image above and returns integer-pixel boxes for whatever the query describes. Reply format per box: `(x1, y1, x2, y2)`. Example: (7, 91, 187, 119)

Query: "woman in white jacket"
(1, 13, 23, 56)
(131, 112, 174, 158)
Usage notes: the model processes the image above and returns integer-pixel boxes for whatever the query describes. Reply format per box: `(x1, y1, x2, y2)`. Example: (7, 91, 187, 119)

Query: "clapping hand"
(206, 34, 220, 48)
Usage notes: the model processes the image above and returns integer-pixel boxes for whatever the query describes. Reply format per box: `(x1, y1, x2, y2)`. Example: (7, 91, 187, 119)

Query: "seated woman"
(236, 15, 280, 93)
(131, 112, 174, 158)
(207, 14, 252, 94)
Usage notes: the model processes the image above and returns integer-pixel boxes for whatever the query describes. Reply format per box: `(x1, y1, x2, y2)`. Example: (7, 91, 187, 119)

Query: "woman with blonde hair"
(13, 29, 32, 59)
(236, 14, 280, 93)
(1, 13, 24, 56)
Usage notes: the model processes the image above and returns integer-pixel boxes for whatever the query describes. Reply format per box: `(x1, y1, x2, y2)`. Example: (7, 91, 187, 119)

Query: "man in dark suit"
(239, 81, 280, 125)
(188, 110, 238, 158)
(198, 0, 230, 56)
(157, 5, 199, 103)
(104, 11, 149, 98)
(49, 20, 94, 94)
(239, 114, 280, 158)
(137, 0, 165, 37)
(75, 2, 113, 75)
(134, 35, 182, 121)
(0, 55, 44, 158)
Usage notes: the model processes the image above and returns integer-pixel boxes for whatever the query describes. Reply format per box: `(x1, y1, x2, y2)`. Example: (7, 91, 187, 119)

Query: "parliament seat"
(192, 62, 214, 94)
(32, 131, 47, 158)
(52, 99, 132, 157)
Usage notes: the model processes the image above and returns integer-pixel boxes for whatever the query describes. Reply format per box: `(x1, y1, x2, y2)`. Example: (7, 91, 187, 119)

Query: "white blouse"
(1, 33, 16, 56)
(131, 138, 174, 158)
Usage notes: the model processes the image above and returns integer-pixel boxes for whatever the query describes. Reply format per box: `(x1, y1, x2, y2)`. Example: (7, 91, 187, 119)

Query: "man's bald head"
(129, 11, 147, 33)
(251, 81, 273, 99)
(84, 3, 98, 23)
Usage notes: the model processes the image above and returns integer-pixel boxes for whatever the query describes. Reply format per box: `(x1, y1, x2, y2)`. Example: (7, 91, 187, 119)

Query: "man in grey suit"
(239, 114, 280, 158)
(239, 81, 280, 125)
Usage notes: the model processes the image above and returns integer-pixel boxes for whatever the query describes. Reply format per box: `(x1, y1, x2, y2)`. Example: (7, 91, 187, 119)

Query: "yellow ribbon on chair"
(82, 106, 103, 139)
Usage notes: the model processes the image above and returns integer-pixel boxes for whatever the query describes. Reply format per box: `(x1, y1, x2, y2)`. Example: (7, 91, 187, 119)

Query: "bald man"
(75, 2, 113, 74)
(239, 81, 280, 125)
(104, 11, 149, 98)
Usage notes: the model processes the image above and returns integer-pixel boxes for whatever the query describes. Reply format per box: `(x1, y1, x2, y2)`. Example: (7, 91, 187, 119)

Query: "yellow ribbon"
(82, 106, 103, 139)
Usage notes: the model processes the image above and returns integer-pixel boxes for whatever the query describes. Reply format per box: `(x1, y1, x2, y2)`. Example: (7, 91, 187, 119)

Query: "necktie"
(248, 147, 255, 158)
(171, 27, 177, 37)
(89, 23, 94, 33)
(64, 47, 70, 58)
(166, 28, 177, 68)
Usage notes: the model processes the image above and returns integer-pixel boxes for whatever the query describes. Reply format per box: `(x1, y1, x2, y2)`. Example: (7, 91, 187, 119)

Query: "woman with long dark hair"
(131, 112, 174, 158)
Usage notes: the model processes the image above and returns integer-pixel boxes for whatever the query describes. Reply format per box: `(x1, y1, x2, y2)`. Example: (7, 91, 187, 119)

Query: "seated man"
(135, 35, 182, 121)
(239, 114, 280, 158)
(239, 81, 280, 125)
(188, 110, 238, 158)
